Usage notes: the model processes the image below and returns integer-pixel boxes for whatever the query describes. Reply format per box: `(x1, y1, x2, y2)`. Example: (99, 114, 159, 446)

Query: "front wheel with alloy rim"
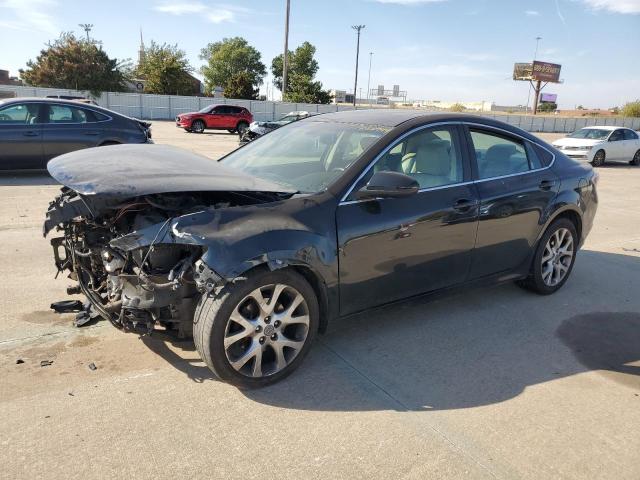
(191, 119, 205, 133)
(591, 149, 606, 167)
(630, 149, 640, 166)
(193, 269, 319, 388)
(236, 122, 249, 136)
(517, 218, 578, 295)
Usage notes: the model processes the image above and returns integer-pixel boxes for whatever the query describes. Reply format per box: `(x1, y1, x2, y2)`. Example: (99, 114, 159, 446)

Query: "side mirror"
(355, 171, 419, 200)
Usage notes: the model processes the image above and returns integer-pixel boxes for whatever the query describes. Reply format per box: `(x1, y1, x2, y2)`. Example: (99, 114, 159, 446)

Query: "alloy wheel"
(541, 227, 574, 287)
(592, 150, 605, 167)
(223, 284, 310, 378)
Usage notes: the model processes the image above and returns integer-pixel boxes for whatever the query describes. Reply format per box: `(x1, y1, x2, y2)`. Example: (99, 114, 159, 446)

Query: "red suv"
(176, 105, 253, 135)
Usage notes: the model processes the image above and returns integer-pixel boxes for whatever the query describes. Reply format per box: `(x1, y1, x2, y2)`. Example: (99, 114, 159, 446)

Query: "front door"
(337, 125, 479, 315)
(465, 126, 560, 279)
(606, 129, 626, 160)
(0, 102, 44, 169)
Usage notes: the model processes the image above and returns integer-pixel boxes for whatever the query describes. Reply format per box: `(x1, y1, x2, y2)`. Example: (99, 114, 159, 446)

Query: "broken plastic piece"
(88, 362, 97, 371)
(50, 300, 84, 313)
(40, 360, 53, 367)
(74, 311, 93, 327)
(16, 359, 24, 364)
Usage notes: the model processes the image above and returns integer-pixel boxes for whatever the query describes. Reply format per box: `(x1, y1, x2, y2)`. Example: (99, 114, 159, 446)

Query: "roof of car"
(0, 97, 96, 106)
(309, 109, 494, 127)
(581, 125, 620, 131)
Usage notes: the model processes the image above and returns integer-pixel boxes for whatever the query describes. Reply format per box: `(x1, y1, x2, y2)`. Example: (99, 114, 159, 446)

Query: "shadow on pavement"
(0, 172, 58, 186)
(144, 249, 640, 411)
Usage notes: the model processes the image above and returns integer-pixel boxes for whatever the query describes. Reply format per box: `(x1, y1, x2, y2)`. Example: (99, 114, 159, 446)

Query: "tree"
(538, 102, 558, 113)
(621, 100, 640, 118)
(20, 33, 130, 96)
(271, 42, 332, 104)
(449, 103, 465, 112)
(135, 41, 194, 95)
(199, 37, 266, 99)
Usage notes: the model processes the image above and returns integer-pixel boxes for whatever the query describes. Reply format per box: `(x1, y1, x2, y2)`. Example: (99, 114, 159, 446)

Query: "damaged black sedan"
(44, 111, 598, 387)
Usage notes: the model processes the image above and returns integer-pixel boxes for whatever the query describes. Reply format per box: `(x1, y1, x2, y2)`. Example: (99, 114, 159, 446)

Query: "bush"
(621, 100, 640, 117)
(538, 102, 557, 113)
(449, 103, 465, 112)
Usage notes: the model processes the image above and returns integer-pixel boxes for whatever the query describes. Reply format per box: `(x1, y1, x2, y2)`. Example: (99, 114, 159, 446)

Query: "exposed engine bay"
(45, 187, 280, 336)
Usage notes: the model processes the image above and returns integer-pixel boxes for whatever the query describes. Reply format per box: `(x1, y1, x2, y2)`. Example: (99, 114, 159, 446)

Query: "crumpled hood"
(47, 144, 296, 199)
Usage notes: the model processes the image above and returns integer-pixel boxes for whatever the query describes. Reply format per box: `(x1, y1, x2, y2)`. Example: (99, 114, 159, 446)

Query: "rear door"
(464, 126, 560, 279)
(0, 102, 45, 169)
(42, 103, 98, 161)
(623, 129, 639, 159)
(606, 129, 625, 160)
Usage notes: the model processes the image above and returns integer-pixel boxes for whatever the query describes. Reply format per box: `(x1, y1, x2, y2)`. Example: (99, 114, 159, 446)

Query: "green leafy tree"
(271, 41, 332, 104)
(538, 102, 558, 113)
(621, 100, 640, 118)
(199, 37, 266, 99)
(135, 41, 194, 95)
(20, 33, 130, 96)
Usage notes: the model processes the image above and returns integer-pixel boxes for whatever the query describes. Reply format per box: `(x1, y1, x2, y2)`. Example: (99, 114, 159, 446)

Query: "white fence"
(2, 84, 639, 132)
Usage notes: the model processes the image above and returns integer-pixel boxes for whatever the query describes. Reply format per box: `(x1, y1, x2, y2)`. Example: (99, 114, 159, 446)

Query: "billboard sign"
(532, 61, 561, 82)
(540, 93, 557, 103)
(513, 62, 533, 81)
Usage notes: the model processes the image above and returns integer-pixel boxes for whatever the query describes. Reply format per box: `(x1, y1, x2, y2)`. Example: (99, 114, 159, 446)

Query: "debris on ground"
(50, 300, 84, 313)
(16, 359, 24, 364)
(88, 362, 97, 371)
(40, 360, 53, 367)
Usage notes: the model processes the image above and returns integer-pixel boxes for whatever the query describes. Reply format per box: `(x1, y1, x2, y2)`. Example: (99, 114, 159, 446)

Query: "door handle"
(23, 131, 39, 137)
(452, 198, 477, 212)
(538, 180, 555, 191)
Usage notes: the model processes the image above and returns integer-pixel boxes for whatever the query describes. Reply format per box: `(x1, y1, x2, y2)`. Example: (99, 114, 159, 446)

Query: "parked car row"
(0, 98, 151, 170)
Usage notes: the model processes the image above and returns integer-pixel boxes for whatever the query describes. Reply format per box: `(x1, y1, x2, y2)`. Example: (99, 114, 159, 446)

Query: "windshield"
(568, 128, 611, 140)
(198, 105, 214, 113)
(220, 120, 389, 193)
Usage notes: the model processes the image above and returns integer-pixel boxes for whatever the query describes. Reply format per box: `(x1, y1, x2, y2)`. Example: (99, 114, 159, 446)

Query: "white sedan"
(552, 126, 640, 166)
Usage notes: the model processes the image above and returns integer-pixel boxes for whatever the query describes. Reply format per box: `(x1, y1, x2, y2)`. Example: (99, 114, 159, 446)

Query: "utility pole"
(352, 25, 365, 107)
(79, 23, 93, 42)
(282, 0, 291, 100)
(526, 36, 542, 113)
(366, 52, 373, 106)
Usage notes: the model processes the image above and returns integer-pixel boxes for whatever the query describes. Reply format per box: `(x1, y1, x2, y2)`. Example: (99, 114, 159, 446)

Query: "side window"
(470, 129, 531, 179)
(351, 126, 463, 194)
(0, 103, 41, 124)
(609, 129, 624, 141)
(48, 105, 87, 124)
(532, 143, 554, 166)
(85, 109, 109, 122)
(623, 129, 638, 140)
(214, 106, 230, 115)
(228, 106, 242, 114)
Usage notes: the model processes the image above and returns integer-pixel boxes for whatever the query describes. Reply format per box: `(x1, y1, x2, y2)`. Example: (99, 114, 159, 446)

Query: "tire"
(630, 149, 640, 166)
(191, 120, 205, 134)
(236, 121, 249, 136)
(517, 218, 578, 295)
(591, 149, 605, 167)
(193, 268, 319, 388)
(227, 128, 236, 134)
(183, 128, 192, 132)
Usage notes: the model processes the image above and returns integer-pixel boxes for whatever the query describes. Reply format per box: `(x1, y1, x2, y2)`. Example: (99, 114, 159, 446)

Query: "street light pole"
(282, 0, 291, 100)
(352, 25, 365, 108)
(366, 52, 373, 106)
(526, 36, 542, 113)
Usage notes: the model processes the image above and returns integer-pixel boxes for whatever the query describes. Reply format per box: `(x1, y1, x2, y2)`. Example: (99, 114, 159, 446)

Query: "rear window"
(532, 144, 554, 166)
(86, 110, 109, 122)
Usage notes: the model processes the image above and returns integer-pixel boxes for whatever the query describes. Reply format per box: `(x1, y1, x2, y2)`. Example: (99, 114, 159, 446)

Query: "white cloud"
(373, 0, 447, 4)
(0, 0, 58, 34)
(525, 10, 540, 16)
(578, 0, 640, 13)
(154, 2, 249, 23)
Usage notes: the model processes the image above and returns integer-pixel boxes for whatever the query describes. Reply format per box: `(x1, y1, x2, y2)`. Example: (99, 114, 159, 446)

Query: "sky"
(0, 0, 638, 109)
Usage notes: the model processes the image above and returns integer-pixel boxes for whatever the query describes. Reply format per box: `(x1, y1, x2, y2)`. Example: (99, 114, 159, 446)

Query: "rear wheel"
(193, 269, 319, 388)
(191, 120, 205, 134)
(517, 218, 577, 295)
(630, 149, 640, 166)
(236, 121, 249, 136)
(591, 149, 605, 167)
